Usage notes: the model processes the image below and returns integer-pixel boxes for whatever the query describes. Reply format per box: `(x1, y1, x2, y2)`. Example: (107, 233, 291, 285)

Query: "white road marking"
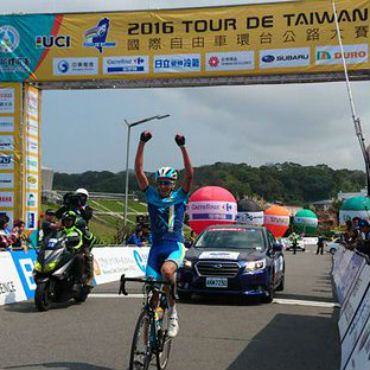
(90, 293, 144, 298)
(273, 298, 340, 308)
(90, 294, 340, 308)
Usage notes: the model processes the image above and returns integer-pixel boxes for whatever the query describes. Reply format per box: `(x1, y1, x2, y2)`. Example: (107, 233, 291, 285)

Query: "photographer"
(55, 188, 93, 225)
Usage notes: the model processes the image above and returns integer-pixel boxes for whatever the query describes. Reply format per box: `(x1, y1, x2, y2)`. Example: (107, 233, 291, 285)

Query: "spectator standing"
(357, 219, 370, 257)
(11, 220, 31, 253)
(41, 209, 60, 244)
(126, 228, 146, 246)
(316, 235, 325, 255)
(0, 215, 12, 250)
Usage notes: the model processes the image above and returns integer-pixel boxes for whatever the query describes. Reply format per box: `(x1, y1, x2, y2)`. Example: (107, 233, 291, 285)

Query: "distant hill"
(53, 162, 366, 205)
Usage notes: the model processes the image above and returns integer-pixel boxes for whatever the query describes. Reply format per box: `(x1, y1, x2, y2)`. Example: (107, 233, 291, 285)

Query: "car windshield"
(194, 228, 265, 250)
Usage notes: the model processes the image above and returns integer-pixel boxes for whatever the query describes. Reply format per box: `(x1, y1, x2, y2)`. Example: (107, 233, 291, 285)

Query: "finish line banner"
(0, 0, 369, 82)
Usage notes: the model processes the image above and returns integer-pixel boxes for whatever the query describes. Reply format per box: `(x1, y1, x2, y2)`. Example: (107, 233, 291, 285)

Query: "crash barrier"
(332, 247, 370, 370)
(280, 237, 318, 247)
(0, 246, 150, 306)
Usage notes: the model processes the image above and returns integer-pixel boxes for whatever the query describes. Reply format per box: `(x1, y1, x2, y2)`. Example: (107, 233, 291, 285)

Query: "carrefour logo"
(36, 35, 71, 49)
(0, 25, 20, 53)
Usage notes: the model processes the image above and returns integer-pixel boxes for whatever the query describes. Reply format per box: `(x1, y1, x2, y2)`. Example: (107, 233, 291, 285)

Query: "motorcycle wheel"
(35, 282, 51, 312)
(74, 286, 89, 303)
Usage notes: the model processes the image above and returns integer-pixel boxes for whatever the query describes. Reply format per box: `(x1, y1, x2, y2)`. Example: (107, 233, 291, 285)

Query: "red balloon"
(264, 205, 290, 237)
(187, 186, 237, 235)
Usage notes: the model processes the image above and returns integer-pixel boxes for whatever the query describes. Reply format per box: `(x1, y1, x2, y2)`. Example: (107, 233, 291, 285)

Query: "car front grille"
(195, 261, 240, 277)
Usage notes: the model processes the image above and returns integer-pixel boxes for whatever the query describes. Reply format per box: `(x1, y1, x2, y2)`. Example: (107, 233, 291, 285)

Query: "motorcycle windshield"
(45, 237, 65, 250)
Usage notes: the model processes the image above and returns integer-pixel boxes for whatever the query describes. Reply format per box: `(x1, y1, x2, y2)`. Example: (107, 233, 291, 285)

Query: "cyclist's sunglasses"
(157, 180, 174, 186)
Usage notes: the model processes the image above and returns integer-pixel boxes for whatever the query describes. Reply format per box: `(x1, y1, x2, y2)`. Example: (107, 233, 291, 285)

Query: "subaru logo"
(262, 55, 275, 63)
(212, 264, 223, 269)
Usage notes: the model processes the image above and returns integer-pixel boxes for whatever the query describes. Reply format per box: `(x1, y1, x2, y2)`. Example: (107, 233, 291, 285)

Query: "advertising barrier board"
(341, 284, 370, 368)
(339, 264, 370, 339)
(10, 250, 37, 299)
(0, 252, 27, 305)
(93, 247, 149, 285)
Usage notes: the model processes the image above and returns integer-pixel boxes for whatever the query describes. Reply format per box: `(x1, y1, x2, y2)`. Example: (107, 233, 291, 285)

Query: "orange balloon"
(264, 205, 290, 237)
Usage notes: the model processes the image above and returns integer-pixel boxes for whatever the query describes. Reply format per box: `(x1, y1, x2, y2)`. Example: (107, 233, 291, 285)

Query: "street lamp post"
(123, 114, 170, 228)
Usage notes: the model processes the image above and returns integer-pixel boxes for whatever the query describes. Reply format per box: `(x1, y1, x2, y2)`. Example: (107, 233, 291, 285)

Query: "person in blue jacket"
(126, 228, 145, 246)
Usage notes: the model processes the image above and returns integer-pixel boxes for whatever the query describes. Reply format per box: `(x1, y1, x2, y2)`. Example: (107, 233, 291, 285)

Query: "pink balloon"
(187, 186, 237, 235)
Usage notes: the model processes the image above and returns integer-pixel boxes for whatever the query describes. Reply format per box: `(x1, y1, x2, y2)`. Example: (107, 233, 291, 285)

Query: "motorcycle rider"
(56, 190, 96, 287)
(59, 211, 85, 290)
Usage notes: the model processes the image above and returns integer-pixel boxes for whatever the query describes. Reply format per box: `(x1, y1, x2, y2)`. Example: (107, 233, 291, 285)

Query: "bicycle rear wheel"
(129, 310, 152, 370)
(155, 309, 172, 370)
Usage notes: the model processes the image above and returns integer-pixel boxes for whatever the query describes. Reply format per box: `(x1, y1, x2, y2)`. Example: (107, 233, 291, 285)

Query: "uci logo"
(36, 35, 71, 49)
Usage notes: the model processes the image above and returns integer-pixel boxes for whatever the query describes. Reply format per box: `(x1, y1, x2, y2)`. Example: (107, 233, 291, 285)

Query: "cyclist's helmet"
(61, 211, 77, 227)
(155, 167, 178, 181)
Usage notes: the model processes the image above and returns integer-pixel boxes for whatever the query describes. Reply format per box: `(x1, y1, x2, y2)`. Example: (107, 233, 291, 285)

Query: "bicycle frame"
(119, 274, 175, 369)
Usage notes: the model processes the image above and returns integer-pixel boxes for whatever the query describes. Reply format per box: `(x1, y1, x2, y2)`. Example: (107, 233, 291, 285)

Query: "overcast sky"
(1, 0, 369, 174)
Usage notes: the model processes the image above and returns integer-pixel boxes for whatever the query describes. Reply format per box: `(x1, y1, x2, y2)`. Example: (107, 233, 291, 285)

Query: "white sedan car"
(324, 238, 344, 255)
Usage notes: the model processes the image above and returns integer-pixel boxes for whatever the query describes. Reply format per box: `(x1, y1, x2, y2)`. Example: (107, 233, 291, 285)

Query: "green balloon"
(341, 196, 370, 211)
(293, 209, 318, 235)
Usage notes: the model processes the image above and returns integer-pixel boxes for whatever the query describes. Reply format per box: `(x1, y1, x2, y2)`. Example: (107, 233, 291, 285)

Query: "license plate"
(206, 277, 228, 288)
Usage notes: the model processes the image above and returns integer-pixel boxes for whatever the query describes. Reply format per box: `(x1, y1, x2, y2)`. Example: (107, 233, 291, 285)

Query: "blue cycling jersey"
(145, 185, 189, 243)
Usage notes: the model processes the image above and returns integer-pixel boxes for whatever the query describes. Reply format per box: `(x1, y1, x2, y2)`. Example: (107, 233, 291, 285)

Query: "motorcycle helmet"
(76, 188, 89, 205)
(61, 211, 77, 228)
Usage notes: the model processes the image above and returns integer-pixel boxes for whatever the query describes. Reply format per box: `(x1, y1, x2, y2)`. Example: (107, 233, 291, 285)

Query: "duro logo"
(36, 35, 71, 49)
(317, 50, 367, 60)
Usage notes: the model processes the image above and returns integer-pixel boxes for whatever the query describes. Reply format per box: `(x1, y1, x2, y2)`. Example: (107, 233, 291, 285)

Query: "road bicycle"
(119, 274, 174, 370)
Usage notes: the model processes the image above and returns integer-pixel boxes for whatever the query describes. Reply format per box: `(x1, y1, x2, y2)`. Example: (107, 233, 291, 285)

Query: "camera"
(63, 192, 83, 208)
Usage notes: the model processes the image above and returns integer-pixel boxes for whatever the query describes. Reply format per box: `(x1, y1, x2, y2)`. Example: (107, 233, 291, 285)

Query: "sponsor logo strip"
(153, 54, 201, 73)
(103, 56, 149, 74)
(316, 44, 368, 65)
(206, 51, 255, 71)
(260, 47, 311, 69)
(53, 57, 98, 76)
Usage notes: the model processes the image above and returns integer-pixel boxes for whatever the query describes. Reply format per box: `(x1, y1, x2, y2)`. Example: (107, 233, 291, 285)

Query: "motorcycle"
(32, 234, 91, 311)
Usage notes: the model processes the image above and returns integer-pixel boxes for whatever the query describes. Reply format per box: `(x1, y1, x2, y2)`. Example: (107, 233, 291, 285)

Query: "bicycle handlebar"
(119, 274, 176, 299)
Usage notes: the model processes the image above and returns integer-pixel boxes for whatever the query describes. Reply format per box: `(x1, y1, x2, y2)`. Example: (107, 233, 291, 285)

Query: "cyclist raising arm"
(135, 131, 193, 337)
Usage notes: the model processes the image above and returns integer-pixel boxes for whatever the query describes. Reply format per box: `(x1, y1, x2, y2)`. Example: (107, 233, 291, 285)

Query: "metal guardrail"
(54, 190, 137, 199)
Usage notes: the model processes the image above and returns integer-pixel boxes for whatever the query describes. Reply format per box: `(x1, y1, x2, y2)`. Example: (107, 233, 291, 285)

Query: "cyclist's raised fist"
(140, 131, 152, 143)
(175, 134, 185, 147)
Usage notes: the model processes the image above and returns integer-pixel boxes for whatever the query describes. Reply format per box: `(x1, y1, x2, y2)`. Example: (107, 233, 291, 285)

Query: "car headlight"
(183, 260, 192, 268)
(244, 259, 266, 272)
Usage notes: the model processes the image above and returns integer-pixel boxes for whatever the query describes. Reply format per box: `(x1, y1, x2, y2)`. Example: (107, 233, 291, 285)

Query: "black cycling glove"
(140, 131, 152, 143)
(175, 134, 185, 147)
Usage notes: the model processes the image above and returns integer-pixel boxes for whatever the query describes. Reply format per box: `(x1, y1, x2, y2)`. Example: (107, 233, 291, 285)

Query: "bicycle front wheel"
(156, 312, 172, 370)
(129, 310, 152, 370)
